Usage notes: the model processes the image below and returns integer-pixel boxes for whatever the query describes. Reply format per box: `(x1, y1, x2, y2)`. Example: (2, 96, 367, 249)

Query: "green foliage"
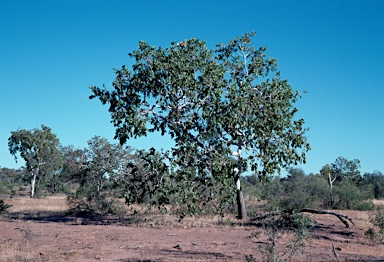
(122, 148, 236, 219)
(321, 156, 362, 185)
(0, 181, 15, 196)
(0, 168, 22, 185)
(65, 136, 133, 215)
(360, 171, 384, 199)
(8, 125, 63, 198)
(279, 168, 329, 210)
(0, 199, 12, 214)
(67, 184, 120, 215)
(256, 170, 328, 211)
(122, 148, 170, 207)
(253, 167, 373, 211)
(329, 181, 374, 210)
(90, 32, 310, 219)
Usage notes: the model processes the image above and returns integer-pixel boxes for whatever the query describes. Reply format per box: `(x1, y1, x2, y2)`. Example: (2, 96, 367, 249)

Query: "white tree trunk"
(234, 167, 247, 220)
(328, 173, 336, 205)
(31, 172, 36, 198)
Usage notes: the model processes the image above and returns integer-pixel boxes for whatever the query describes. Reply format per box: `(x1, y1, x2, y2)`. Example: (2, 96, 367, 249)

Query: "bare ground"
(1, 196, 383, 261)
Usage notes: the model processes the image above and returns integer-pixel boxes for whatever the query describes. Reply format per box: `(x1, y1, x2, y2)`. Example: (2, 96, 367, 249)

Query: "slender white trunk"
(31, 165, 40, 198)
(328, 173, 336, 205)
(31, 172, 36, 198)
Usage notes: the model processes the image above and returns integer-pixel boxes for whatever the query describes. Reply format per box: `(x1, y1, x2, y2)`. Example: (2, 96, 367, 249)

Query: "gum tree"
(331, 156, 361, 184)
(90, 32, 310, 219)
(8, 125, 62, 198)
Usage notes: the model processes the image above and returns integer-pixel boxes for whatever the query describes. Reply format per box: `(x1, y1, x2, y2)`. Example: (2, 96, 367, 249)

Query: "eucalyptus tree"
(331, 156, 361, 184)
(90, 32, 310, 219)
(8, 125, 62, 198)
(83, 136, 133, 195)
(320, 164, 337, 205)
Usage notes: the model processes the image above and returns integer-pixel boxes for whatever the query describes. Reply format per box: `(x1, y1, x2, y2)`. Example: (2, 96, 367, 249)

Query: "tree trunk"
(328, 173, 335, 206)
(31, 172, 36, 198)
(235, 177, 247, 220)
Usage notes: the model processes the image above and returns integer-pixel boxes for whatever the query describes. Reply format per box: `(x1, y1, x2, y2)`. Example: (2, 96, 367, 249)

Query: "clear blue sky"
(1, 1, 383, 175)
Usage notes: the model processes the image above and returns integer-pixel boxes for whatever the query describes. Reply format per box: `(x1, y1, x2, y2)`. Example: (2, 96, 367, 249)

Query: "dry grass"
(0, 196, 68, 261)
(3, 196, 241, 229)
(372, 199, 384, 207)
(1, 196, 384, 261)
(5, 195, 68, 213)
(130, 212, 242, 229)
(0, 227, 39, 262)
(122, 203, 244, 229)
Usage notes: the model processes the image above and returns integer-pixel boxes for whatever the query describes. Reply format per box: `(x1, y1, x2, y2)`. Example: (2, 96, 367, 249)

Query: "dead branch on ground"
(250, 208, 355, 228)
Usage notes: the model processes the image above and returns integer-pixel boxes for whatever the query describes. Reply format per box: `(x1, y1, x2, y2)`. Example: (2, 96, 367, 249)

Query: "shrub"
(258, 172, 329, 211)
(367, 206, 384, 243)
(360, 171, 384, 199)
(281, 174, 329, 210)
(330, 181, 374, 210)
(66, 184, 122, 215)
(248, 207, 313, 261)
(0, 199, 12, 214)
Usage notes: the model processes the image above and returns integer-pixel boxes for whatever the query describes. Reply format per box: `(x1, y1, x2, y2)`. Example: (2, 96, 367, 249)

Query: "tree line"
(2, 124, 383, 218)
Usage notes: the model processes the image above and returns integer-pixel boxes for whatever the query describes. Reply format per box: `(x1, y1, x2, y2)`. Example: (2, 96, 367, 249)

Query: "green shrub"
(0, 182, 15, 196)
(330, 181, 371, 210)
(355, 201, 375, 211)
(244, 167, 380, 214)
(361, 171, 384, 199)
(0, 199, 12, 214)
(259, 172, 329, 211)
(66, 184, 121, 215)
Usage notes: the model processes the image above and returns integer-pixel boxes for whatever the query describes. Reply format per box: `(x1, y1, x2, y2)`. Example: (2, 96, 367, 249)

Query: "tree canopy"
(8, 125, 62, 198)
(90, 32, 310, 219)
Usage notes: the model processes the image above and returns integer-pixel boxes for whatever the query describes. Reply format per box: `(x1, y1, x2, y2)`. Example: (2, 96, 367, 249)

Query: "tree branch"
(250, 208, 355, 228)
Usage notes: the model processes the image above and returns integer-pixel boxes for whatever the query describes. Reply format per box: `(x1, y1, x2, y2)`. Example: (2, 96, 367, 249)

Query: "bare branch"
(250, 208, 355, 228)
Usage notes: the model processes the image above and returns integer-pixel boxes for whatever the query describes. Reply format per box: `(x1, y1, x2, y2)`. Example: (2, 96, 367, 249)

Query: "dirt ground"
(1, 196, 384, 261)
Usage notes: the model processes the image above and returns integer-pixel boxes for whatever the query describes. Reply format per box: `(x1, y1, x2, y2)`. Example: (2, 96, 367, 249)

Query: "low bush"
(366, 205, 384, 243)
(330, 182, 374, 210)
(247, 169, 375, 212)
(66, 184, 122, 215)
(247, 207, 313, 261)
(0, 199, 12, 214)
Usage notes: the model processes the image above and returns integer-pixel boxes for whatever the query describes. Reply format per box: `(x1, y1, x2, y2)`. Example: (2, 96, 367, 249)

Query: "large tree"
(90, 32, 310, 219)
(8, 125, 62, 198)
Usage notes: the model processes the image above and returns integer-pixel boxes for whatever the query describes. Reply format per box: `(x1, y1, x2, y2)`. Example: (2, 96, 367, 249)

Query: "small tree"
(331, 156, 361, 184)
(8, 125, 62, 198)
(67, 136, 133, 214)
(320, 164, 337, 206)
(320, 157, 362, 208)
(90, 33, 310, 219)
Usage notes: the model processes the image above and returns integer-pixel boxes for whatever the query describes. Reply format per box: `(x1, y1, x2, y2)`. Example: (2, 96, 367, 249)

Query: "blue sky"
(1, 1, 383, 175)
